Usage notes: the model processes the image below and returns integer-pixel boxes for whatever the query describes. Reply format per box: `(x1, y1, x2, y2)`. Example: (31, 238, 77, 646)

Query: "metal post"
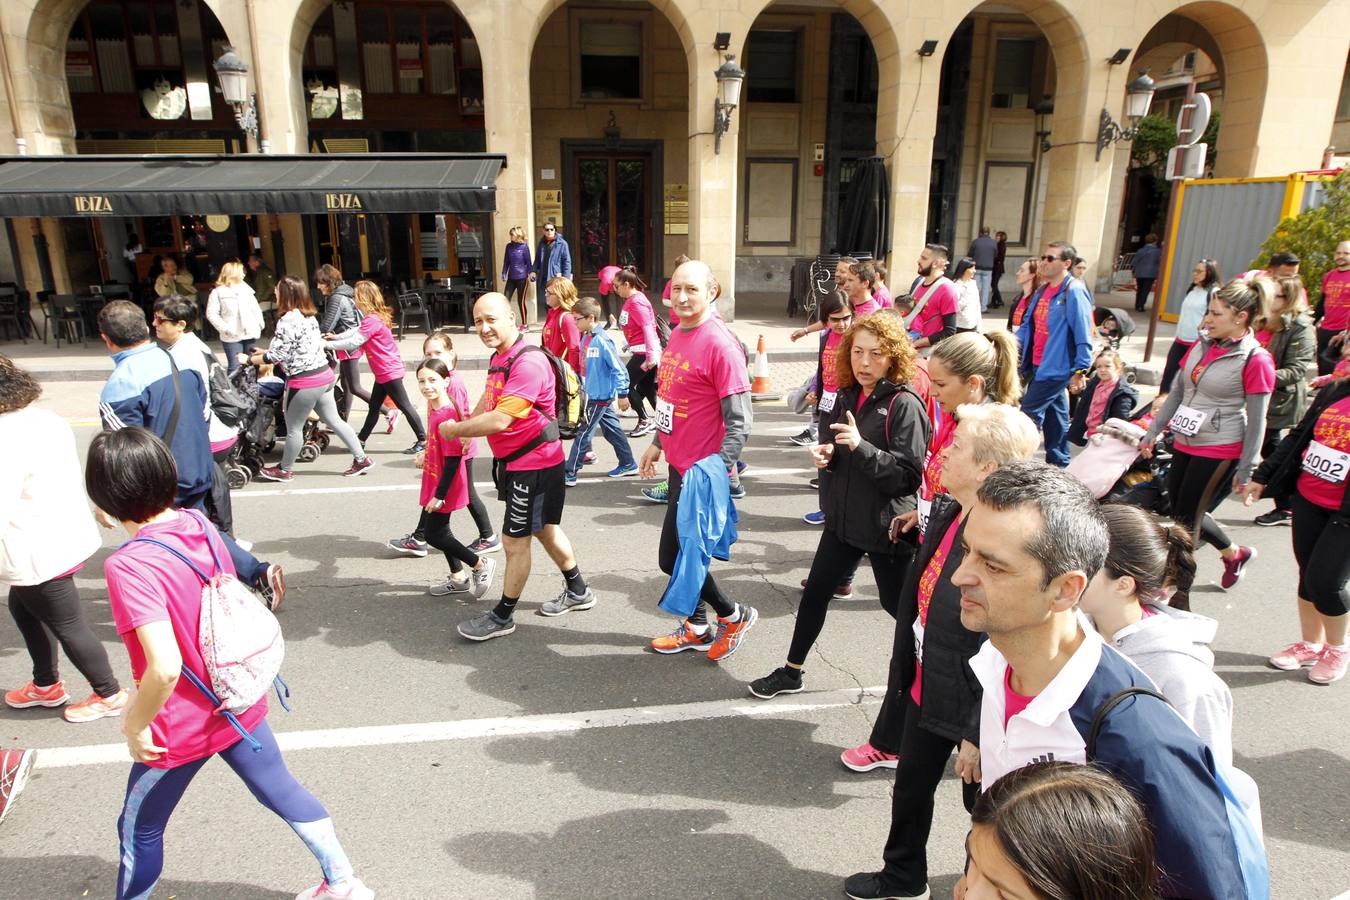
(1143, 80, 1196, 363)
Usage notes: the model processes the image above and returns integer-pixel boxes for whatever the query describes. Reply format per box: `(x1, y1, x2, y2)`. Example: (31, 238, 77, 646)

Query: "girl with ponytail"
(1080, 503, 1235, 767)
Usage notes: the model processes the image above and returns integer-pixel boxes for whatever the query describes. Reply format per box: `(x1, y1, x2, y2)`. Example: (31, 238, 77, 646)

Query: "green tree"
(1253, 169, 1350, 301)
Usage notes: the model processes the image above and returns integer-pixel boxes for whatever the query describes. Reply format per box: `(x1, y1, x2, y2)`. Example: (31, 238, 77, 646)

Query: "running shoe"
(1269, 641, 1324, 670)
(256, 465, 293, 483)
(430, 575, 473, 596)
(0, 748, 36, 825)
(608, 463, 639, 478)
(808, 477, 819, 489)
(799, 578, 853, 599)
(468, 534, 502, 554)
(707, 605, 758, 661)
(4, 680, 68, 709)
(735, 460, 748, 475)
(803, 510, 825, 525)
(749, 666, 804, 699)
(256, 564, 286, 612)
(63, 689, 129, 723)
(1219, 545, 1255, 590)
(471, 558, 497, 600)
(343, 457, 375, 477)
(642, 482, 669, 504)
(387, 534, 429, 558)
(840, 741, 899, 772)
(650, 621, 715, 654)
(385, 409, 400, 434)
(403, 440, 426, 455)
(1309, 646, 1348, 685)
(458, 611, 516, 641)
(564, 473, 578, 487)
(539, 586, 596, 617)
(1254, 508, 1292, 527)
(583, 451, 597, 465)
(729, 479, 746, 500)
(843, 871, 930, 900)
(630, 419, 655, 438)
(789, 429, 816, 447)
(296, 876, 375, 900)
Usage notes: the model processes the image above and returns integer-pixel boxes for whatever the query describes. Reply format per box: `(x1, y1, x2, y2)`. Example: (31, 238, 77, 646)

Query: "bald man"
(439, 292, 594, 641)
(641, 260, 758, 660)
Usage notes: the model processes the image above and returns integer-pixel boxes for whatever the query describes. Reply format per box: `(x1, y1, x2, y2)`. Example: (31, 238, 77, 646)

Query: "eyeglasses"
(543, 227, 555, 232)
(1039, 255, 1065, 263)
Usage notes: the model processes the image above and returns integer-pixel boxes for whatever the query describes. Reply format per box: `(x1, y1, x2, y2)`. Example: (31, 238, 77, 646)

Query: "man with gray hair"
(950, 461, 1266, 900)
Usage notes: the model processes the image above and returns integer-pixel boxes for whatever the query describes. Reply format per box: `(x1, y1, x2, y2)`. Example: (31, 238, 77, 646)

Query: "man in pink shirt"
(641, 260, 759, 659)
(907, 245, 959, 352)
(439, 293, 594, 641)
(1316, 240, 1350, 375)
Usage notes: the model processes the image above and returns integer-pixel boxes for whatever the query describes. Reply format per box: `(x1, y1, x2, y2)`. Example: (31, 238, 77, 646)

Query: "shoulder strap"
(125, 510, 224, 583)
(162, 349, 182, 446)
(903, 284, 934, 329)
(1086, 686, 1171, 760)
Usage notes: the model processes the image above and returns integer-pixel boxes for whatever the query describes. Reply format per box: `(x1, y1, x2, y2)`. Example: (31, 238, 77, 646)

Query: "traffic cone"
(750, 334, 781, 402)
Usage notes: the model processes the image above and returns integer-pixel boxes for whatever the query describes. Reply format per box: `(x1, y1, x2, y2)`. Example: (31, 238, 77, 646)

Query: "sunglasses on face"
(828, 314, 853, 323)
(1040, 255, 1066, 263)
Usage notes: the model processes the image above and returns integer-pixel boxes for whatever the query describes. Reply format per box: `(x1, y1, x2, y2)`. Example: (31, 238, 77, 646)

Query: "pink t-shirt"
(873, 284, 894, 309)
(620, 291, 662, 356)
(853, 296, 880, 319)
(484, 339, 565, 471)
(820, 329, 845, 393)
(911, 279, 959, 339)
(1031, 280, 1063, 365)
(356, 315, 403, 384)
(105, 511, 268, 769)
(541, 307, 582, 373)
(447, 370, 476, 460)
(910, 514, 960, 705)
(1297, 395, 1350, 509)
(1175, 341, 1275, 459)
(1321, 269, 1350, 332)
(1003, 667, 1036, 729)
(656, 316, 750, 474)
(421, 403, 469, 510)
(921, 414, 958, 503)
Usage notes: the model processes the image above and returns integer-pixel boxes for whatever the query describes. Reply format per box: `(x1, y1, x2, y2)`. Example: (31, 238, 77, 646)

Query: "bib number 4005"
(1169, 405, 1207, 437)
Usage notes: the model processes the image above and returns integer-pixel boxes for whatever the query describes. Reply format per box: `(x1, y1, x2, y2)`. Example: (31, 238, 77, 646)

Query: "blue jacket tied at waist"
(659, 455, 738, 618)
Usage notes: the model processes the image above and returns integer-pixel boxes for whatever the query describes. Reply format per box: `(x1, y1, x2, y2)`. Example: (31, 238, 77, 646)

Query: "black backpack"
(202, 351, 251, 427)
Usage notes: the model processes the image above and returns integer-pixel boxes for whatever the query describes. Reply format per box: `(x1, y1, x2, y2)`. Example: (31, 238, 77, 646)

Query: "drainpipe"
(245, 0, 270, 153)
(0, 6, 27, 152)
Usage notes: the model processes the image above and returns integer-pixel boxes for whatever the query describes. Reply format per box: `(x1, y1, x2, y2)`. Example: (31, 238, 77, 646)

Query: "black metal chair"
(395, 290, 433, 339)
(50, 294, 86, 347)
(0, 287, 26, 343)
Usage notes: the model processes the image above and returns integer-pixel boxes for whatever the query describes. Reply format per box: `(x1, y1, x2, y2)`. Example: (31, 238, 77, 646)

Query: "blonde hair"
(1092, 348, 1124, 376)
(1216, 276, 1273, 332)
(216, 261, 245, 287)
(954, 402, 1040, 466)
(1274, 275, 1308, 317)
(353, 280, 392, 327)
(931, 331, 1023, 406)
(424, 329, 458, 368)
(509, 226, 525, 241)
(546, 275, 579, 311)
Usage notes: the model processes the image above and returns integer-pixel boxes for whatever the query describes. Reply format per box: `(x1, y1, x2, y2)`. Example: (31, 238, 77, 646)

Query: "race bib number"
(586, 345, 600, 359)
(654, 398, 675, 435)
(818, 391, 837, 413)
(917, 496, 932, 537)
(1302, 439, 1350, 483)
(911, 617, 925, 666)
(1168, 404, 1207, 437)
(619, 311, 629, 326)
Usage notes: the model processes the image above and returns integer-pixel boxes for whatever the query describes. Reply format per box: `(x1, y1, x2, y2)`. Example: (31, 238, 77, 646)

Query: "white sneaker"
(296, 876, 374, 900)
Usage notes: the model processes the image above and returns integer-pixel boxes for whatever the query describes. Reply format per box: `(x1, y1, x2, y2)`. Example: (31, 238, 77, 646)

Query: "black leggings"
(1317, 327, 1340, 377)
(357, 378, 426, 443)
(424, 511, 480, 575)
(626, 354, 658, 421)
(1161, 339, 1193, 395)
(337, 357, 372, 420)
(1261, 430, 1291, 511)
(878, 694, 980, 892)
(659, 467, 735, 622)
(1291, 491, 1350, 617)
(788, 528, 911, 666)
(505, 279, 529, 324)
(414, 459, 492, 541)
(8, 576, 121, 697)
(1166, 449, 1236, 561)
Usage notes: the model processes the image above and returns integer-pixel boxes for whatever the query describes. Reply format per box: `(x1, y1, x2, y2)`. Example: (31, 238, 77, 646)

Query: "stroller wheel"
(225, 466, 251, 490)
(297, 444, 319, 463)
(317, 432, 332, 451)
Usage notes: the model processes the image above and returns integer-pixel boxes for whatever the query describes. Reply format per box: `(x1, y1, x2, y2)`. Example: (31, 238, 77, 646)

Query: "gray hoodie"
(1103, 604, 1234, 768)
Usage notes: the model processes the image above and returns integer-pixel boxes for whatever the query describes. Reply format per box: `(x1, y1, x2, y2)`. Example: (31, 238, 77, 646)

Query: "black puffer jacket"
(820, 379, 929, 555)
(1254, 376, 1350, 518)
(320, 283, 359, 335)
(891, 493, 984, 745)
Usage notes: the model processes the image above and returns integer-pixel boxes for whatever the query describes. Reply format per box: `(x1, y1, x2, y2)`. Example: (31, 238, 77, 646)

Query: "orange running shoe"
(63, 689, 129, 723)
(708, 605, 759, 662)
(4, 680, 68, 709)
(650, 621, 715, 654)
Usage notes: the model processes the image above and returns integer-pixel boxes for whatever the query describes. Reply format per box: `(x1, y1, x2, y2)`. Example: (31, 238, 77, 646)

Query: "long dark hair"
(1195, 258, 1221, 289)
(972, 761, 1159, 900)
(614, 266, 647, 292)
(1100, 503, 1197, 611)
(276, 275, 317, 317)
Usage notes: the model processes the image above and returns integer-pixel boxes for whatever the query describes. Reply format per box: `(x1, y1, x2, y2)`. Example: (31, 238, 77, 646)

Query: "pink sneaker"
(1309, 646, 1348, 685)
(1219, 546, 1255, 590)
(64, 688, 129, 723)
(295, 876, 374, 900)
(1268, 641, 1324, 671)
(4, 680, 68, 709)
(385, 408, 400, 434)
(840, 741, 899, 773)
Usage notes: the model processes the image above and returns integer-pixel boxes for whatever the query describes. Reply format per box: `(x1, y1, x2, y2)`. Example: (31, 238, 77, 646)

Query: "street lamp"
(213, 46, 258, 141)
(713, 53, 745, 155)
(1096, 71, 1155, 160)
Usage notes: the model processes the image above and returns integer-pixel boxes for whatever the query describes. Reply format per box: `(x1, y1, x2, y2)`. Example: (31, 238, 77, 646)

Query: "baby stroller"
(1094, 307, 1137, 350)
(1065, 405, 1173, 514)
(225, 365, 331, 487)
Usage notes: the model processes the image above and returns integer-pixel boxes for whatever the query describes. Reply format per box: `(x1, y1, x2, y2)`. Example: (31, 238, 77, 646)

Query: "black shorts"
(501, 463, 567, 538)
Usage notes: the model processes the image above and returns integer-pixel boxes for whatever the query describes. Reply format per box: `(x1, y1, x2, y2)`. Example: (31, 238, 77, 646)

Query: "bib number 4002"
(1302, 439, 1350, 484)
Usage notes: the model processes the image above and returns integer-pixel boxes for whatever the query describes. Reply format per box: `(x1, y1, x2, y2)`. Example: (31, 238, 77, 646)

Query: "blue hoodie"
(1016, 275, 1095, 382)
(580, 324, 630, 403)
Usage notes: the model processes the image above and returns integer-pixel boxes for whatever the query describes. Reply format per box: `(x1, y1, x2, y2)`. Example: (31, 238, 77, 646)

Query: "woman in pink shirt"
(87, 427, 372, 900)
(325, 281, 427, 454)
(616, 267, 663, 438)
(541, 275, 582, 372)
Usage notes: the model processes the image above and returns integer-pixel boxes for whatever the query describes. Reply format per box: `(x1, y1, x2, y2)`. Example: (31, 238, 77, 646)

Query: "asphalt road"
(2, 376, 1347, 899)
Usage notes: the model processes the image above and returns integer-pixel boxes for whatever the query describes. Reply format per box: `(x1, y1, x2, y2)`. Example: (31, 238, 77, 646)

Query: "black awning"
(0, 152, 505, 218)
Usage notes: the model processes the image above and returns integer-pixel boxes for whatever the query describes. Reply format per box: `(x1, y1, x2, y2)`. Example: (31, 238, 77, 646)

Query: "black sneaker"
(1253, 508, 1292, 527)
(748, 666, 804, 700)
(843, 871, 929, 900)
(403, 441, 426, 455)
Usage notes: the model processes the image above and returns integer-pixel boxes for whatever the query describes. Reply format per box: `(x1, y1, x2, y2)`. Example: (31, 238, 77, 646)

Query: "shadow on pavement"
(0, 854, 293, 899)
(1235, 748, 1350, 852)
(447, 808, 843, 898)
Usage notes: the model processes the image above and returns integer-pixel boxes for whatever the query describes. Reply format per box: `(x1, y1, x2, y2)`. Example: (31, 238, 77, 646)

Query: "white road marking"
(35, 687, 885, 769)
